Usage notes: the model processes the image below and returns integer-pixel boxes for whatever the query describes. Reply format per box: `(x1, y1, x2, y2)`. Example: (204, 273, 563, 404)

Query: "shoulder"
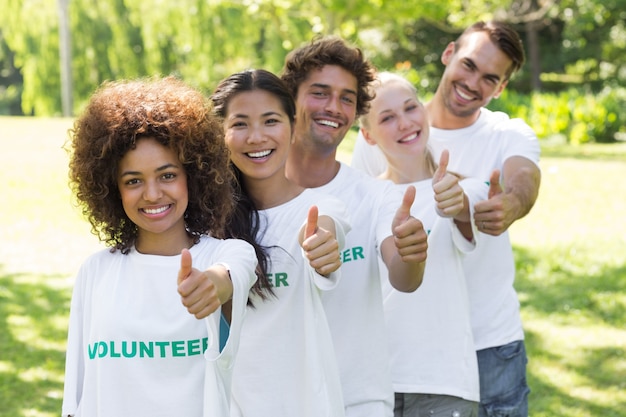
(194, 235, 254, 255)
(79, 247, 121, 269)
(481, 108, 536, 137)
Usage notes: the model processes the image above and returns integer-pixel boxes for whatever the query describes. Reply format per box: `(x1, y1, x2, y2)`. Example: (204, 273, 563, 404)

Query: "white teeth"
(318, 120, 339, 128)
(144, 206, 169, 214)
(399, 133, 418, 143)
(456, 88, 473, 100)
(247, 150, 272, 158)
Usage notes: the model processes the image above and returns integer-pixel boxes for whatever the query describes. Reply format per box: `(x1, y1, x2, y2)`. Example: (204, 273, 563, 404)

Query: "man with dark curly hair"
(282, 36, 429, 417)
(62, 76, 259, 416)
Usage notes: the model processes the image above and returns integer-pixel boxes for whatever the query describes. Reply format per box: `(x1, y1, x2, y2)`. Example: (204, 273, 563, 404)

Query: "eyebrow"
(310, 82, 358, 97)
(119, 163, 179, 178)
(229, 111, 283, 119)
(464, 58, 502, 83)
(378, 98, 416, 115)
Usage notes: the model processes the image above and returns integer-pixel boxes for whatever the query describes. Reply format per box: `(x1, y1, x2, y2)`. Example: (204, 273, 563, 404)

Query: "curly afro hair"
(67, 76, 234, 254)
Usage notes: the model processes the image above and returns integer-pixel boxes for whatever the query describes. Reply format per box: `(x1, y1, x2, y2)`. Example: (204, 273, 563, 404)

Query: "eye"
(406, 104, 418, 112)
(123, 178, 141, 186)
(341, 95, 355, 105)
(265, 118, 280, 125)
(484, 77, 499, 86)
(161, 172, 177, 181)
(229, 120, 247, 129)
(380, 114, 394, 123)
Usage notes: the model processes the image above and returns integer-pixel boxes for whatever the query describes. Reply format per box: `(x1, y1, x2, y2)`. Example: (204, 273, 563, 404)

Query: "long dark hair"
(211, 69, 297, 301)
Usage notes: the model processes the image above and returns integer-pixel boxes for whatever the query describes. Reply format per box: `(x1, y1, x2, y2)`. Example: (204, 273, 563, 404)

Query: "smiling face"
(223, 89, 293, 185)
(362, 79, 430, 163)
(439, 30, 511, 119)
(293, 65, 358, 153)
(117, 137, 189, 253)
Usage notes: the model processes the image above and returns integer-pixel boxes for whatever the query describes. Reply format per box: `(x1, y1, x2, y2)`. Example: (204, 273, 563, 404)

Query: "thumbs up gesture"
(300, 205, 341, 276)
(474, 169, 508, 236)
(432, 149, 465, 218)
(391, 185, 428, 263)
(177, 248, 229, 319)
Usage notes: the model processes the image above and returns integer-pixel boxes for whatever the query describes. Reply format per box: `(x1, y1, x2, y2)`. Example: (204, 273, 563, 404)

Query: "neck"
(383, 155, 432, 184)
(244, 174, 304, 210)
(285, 140, 340, 188)
(136, 227, 194, 256)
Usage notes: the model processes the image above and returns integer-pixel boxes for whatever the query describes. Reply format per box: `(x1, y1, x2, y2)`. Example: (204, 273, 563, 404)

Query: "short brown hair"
(456, 21, 526, 79)
(281, 36, 377, 117)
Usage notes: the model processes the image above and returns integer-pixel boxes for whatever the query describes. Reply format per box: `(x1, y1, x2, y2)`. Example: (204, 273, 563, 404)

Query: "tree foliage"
(0, 0, 623, 116)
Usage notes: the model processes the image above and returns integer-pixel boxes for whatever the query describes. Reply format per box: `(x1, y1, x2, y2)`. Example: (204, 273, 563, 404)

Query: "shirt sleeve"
(451, 178, 490, 253)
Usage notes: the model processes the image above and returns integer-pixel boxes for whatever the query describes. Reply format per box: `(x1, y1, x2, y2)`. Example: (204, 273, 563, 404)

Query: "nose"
(398, 114, 411, 130)
(143, 180, 162, 202)
(324, 93, 341, 115)
(246, 126, 267, 144)
(464, 72, 481, 92)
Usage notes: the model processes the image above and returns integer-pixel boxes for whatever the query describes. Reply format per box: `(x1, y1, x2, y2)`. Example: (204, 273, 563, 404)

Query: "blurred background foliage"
(1, 0, 625, 143)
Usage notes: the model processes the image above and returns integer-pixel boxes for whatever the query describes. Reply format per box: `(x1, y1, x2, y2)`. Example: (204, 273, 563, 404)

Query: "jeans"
(394, 393, 478, 417)
(477, 340, 530, 417)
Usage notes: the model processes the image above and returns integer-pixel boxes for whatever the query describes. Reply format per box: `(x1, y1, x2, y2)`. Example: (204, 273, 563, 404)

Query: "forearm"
(206, 265, 233, 305)
(503, 158, 541, 221)
(387, 255, 424, 293)
(381, 237, 424, 293)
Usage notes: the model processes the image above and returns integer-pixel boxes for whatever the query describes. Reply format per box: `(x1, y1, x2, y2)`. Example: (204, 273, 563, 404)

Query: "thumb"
(304, 205, 319, 239)
(488, 169, 503, 198)
(178, 248, 193, 285)
(394, 185, 416, 226)
(433, 149, 449, 183)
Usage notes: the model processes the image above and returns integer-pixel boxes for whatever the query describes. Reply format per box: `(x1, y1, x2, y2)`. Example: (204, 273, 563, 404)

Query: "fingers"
(304, 205, 319, 239)
(432, 149, 449, 183)
(393, 185, 416, 229)
(178, 268, 220, 319)
(302, 227, 341, 276)
(393, 217, 428, 263)
(488, 169, 503, 199)
(178, 248, 192, 285)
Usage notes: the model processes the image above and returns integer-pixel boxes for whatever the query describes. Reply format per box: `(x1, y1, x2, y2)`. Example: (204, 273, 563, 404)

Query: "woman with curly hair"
(62, 76, 260, 416)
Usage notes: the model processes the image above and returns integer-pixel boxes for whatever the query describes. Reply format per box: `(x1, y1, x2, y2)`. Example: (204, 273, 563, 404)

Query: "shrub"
(487, 87, 626, 143)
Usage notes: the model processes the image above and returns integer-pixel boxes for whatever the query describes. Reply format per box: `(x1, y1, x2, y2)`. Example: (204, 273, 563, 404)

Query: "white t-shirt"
(352, 108, 541, 350)
(230, 188, 350, 417)
(313, 163, 403, 417)
(62, 236, 258, 417)
(382, 178, 487, 402)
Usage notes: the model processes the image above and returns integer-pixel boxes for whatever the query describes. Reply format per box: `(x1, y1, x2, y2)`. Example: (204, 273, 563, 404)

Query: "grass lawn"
(1, 116, 625, 416)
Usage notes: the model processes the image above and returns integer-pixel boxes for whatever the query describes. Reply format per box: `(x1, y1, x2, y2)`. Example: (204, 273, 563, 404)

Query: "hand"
(474, 169, 510, 236)
(177, 248, 222, 319)
(391, 185, 428, 263)
(432, 149, 465, 218)
(300, 205, 341, 276)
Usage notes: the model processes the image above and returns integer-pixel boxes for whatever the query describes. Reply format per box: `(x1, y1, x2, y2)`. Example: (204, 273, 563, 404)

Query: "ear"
(441, 42, 456, 65)
(493, 79, 509, 99)
(360, 128, 378, 146)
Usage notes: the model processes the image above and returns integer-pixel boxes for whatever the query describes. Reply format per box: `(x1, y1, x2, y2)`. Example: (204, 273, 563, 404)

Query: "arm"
(474, 156, 541, 236)
(381, 185, 428, 293)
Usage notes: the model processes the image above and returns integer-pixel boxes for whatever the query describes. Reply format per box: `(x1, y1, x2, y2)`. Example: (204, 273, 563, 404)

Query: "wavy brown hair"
(281, 35, 376, 117)
(456, 21, 526, 80)
(67, 76, 234, 254)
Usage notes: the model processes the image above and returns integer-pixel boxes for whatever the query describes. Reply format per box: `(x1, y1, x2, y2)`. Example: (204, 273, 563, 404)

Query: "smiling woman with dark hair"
(62, 76, 258, 417)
